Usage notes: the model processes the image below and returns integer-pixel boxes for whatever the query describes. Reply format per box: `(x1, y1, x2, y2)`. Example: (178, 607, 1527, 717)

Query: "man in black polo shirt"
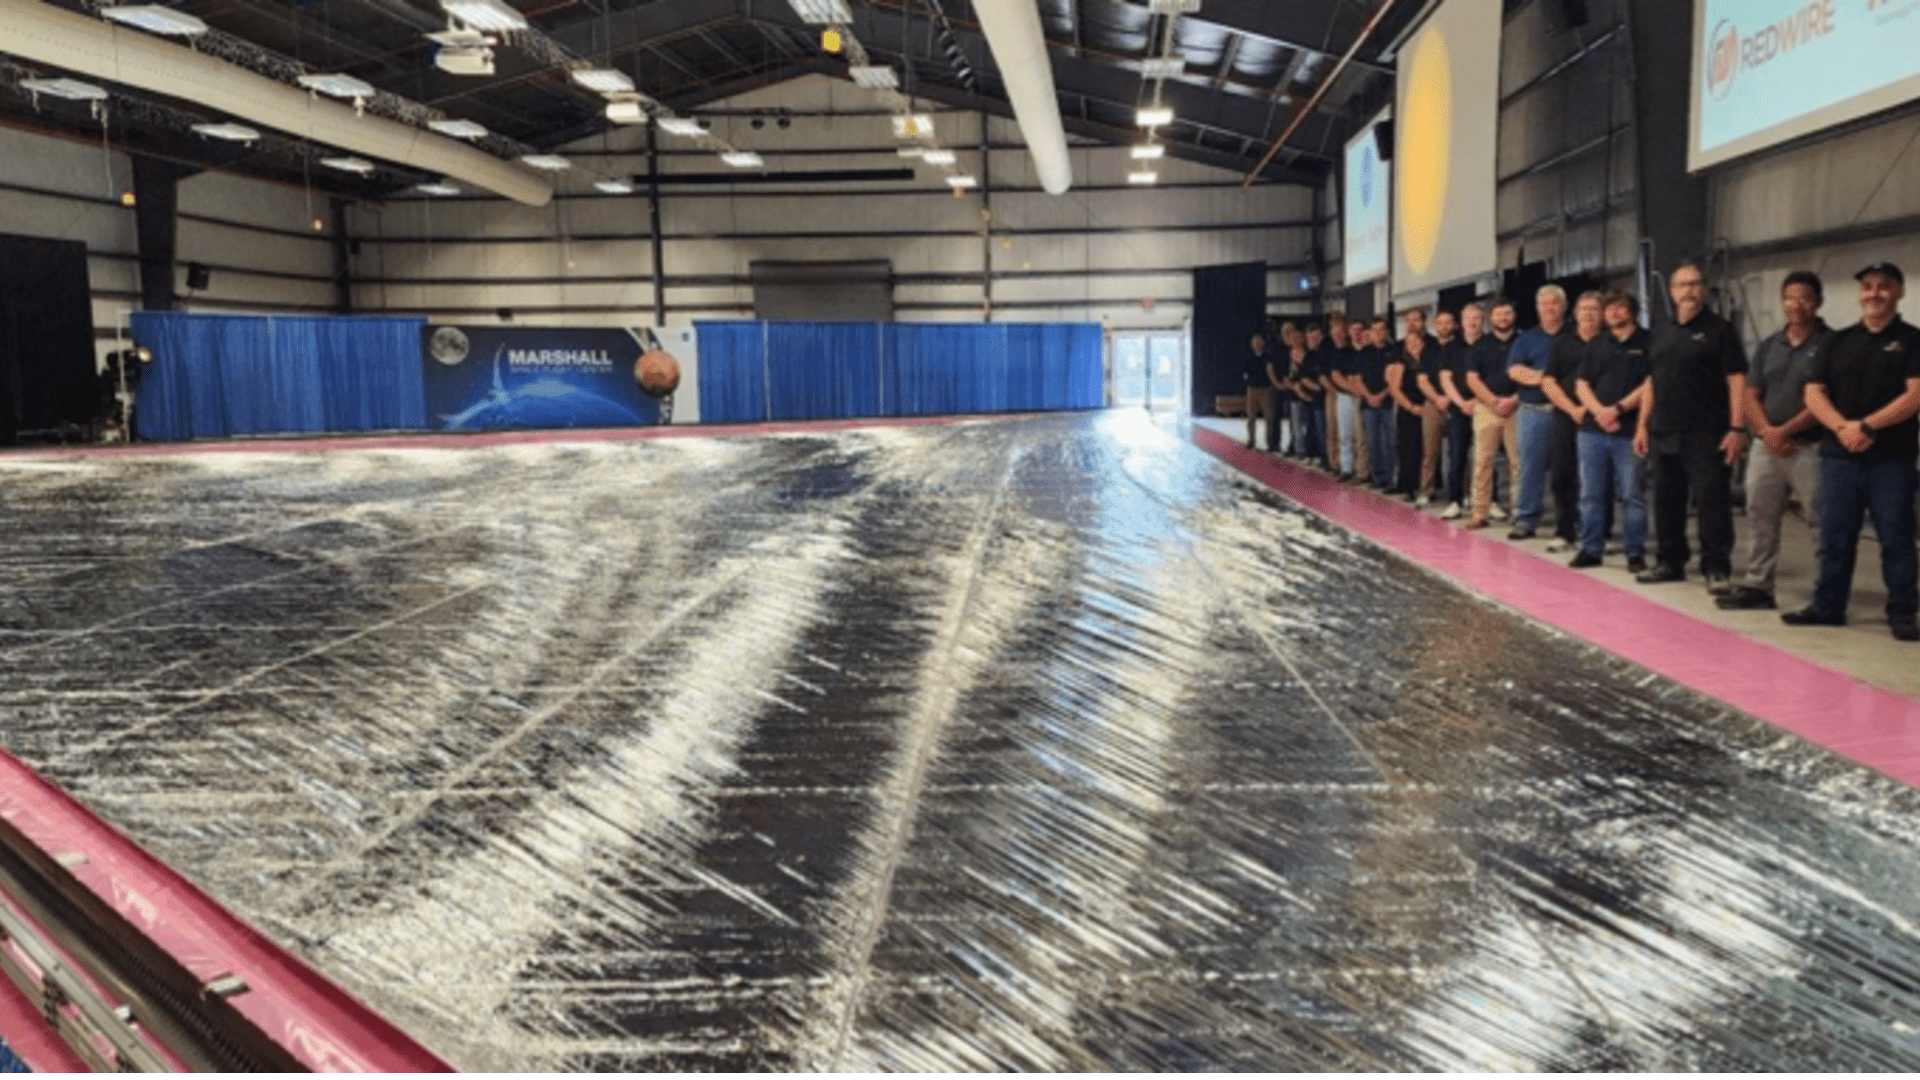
(1782, 263, 1920, 641)
(1573, 293, 1652, 571)
(1636, 262, 1749, 592)
(1437, 307, 1477, 519)
(1719, 271, 1833, 611)
(1357, 318, 1396, 488)
(1542, 290, 1608, 552)
(1463, 299, 1521, 528)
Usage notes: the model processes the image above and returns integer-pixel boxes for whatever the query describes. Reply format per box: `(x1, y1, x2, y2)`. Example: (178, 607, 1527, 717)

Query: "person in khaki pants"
(1322, 315, 1354, 478)
(1463, 299, 1522, 528)
(1414, 310, 1457, 506)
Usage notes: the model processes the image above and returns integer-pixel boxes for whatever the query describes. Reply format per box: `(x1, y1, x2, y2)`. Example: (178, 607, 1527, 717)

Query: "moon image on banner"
(1400, 28, 1452, 277)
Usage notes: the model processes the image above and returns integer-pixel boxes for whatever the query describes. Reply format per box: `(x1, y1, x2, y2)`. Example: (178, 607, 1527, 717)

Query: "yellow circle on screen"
(1399, 29, 1451, 276)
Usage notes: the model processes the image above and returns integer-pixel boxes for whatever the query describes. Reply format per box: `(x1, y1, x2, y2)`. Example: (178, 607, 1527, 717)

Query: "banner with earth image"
(421, 325, 663, 431)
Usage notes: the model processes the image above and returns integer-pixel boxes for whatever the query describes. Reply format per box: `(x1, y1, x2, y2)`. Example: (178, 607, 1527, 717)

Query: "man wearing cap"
(1718, 271, 1833, 611)
(1636, 261, 1748, 592)
(1782, 262, 1920, 641)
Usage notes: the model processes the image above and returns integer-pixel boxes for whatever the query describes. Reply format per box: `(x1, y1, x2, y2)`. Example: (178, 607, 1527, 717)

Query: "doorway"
(1111, 330, 1188, 413)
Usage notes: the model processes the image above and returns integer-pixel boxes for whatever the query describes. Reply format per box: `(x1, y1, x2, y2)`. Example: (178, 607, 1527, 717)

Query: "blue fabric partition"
(132, 313, 428, 441)
(697, 320, 1103, 424)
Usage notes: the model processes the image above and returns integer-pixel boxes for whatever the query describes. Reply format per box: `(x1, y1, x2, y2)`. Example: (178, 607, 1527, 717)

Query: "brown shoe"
(1463, 518, 1489, 530)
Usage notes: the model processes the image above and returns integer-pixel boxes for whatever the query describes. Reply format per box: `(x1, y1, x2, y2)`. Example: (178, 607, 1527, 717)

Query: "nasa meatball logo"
(1706, 19, 1738, 101)
(429, 326, 471, 366)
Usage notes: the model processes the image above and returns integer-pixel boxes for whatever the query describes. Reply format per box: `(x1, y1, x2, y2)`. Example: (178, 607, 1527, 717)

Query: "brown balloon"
(635, 349, 681, 398)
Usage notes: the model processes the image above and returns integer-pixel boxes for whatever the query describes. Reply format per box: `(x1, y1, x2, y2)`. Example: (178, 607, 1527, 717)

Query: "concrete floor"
(1205, 416, 1920, 701)
(4, 412, 1920, 1070)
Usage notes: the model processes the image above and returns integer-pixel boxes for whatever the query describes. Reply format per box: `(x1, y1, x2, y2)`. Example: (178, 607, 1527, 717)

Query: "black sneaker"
(1627, 556, 1648, 574)
(1635, 563, 1686, 584)
(1781, 607, 1847, 627)
(1568, 552, 1603, 569)
(1715, 587, 1777, 611)
(1507, 527, 1536, 541)
(1893, 617, 1920, 642)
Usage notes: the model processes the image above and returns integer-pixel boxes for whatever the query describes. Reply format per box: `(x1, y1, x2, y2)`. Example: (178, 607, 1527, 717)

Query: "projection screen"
(1343, 109, 1392, 286)
(1391, 0, 1501, 296)
(1690, 0, 1920, 171)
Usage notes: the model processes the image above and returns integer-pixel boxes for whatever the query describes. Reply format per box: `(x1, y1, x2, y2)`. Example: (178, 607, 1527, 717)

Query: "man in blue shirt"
(1463, 299, 1521, 528)
(1506, 285, 1570, 540)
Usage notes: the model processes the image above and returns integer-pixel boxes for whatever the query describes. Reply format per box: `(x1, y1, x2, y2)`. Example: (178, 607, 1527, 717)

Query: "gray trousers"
(1743, 440, 1823, 593)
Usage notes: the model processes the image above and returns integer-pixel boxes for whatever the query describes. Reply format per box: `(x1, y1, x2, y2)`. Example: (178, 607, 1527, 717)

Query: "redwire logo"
(1705, 2, 1837, 102)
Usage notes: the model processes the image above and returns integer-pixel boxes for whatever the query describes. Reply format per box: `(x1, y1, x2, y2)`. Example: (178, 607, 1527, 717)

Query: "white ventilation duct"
(969, 0, 1072, 195)
(0, 0, 552, 206)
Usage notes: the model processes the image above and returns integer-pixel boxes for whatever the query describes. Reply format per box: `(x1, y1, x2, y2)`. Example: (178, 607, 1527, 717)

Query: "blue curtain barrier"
(696, 320, 1104, 424)
(132, 312, 428, 441)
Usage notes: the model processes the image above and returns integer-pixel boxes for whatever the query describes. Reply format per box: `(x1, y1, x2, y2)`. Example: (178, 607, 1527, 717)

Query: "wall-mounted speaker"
(185, 262, 212, 291)
(1373, 119, 1395, 162)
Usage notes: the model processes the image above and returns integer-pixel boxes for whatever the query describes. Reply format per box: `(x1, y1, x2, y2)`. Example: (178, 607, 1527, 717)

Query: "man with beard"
(1541, 291, 1607, 553)
(1463, 299, 1522, 529)
(1572, 293, 1653, 572)
(1437, 307, 1479, 519)
(1507, 285, 1570, 541)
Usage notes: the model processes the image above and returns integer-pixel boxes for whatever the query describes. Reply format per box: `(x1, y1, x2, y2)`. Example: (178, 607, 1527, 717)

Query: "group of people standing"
(1242, 260, 1920, 641)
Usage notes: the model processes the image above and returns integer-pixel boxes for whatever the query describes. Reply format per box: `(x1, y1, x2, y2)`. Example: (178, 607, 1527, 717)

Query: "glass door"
(1110, 330, 1189, 414)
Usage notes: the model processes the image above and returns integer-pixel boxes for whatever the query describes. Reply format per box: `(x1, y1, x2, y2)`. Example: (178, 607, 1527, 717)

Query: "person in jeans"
(1357, 318, 1396, 488)
(1305, 322, 1335, 470)
(1437, 307, 1478, 519)
(1782, 263, 1920, 641)
(1389, 329, 1432, 498)
(1463, 299, 1521, 529)
(1636, 262, 1749, 593)
(1414, 312, 1455, 508)
(1506, 285, 1570, 540)
(1541, 291, 1606, 553)
(1287, 323, 1325, 461)
(1321, 316, 1352, 476)
(1571, 293, 1652, 572)
(1719, 271, 1833, 611)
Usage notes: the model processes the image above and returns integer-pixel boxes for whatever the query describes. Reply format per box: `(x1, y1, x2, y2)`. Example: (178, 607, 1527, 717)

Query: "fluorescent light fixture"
(1131, 143, 1165, 159)
(896, 146, 925, 158)
(657, 117, 703, 136)
(1147, 0, 1201, 12)
(520, 153, 570, 171)
(427, 117, 488, 139)
(101, 5, 209, 35)
(298, 73, 375, 100)
(594, 179, 635, 194)
(945, 174, 977, 189)
(19, 78, 109, 101)
(415, 181, 461, 196)
(440, 0, 527, 32)
(434, 45, 495, 76)
(426, 27, 494, 46)
(720, 151, 764, 168)
(849, 65, 899, 90)
(891, 113, 935, 139)
(922, 148, 957, 165)
(320, 156, 377, 175)
(190, 122, 261, 143)
(570, 68, 634, 94)
(1128, 170, 1159, 184)
(1139, 57, 1186, 78)
(1137, 105, 1174, 126)
(606, 98, 647, 124)
(786, 0, 852, 23)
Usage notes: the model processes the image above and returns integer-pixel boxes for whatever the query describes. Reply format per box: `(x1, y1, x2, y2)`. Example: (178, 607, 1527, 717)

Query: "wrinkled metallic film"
(3, 412, 1920, 1071)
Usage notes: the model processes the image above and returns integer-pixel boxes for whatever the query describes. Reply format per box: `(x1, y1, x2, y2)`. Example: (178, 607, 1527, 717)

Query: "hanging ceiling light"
(945, 174, 978, 189)
(594, 179, 634, 194)
(1128, 170, 1159, 185)
(787, 0, 852, 23)
(720, 151, 764, 168)
(1146, 0, 1201, 12)
(439, 0, 527, 32)
(570, 68, 634, 94)
(657, 116, 703, 136)
(519, 153, 570, 171)
(891, 114, 935, 140)
(415, 180, 461, 196)
(921, 149, 957, 165)
(605, 97, 647, 124)
(1139, 57, 1186, 78)
(320, 156, 377, 175)
(1131, 143, 1165, 159)
(427, 117, 488, 139)
(19, 77, 109, 101)
(1137, 105, 1174, 127)
(849, 65, 898, 90)
(190, 122, 261, 143)
(298, 72, 375, 102)
(100, 5, 209, 36)
(896, 146, 925, 158)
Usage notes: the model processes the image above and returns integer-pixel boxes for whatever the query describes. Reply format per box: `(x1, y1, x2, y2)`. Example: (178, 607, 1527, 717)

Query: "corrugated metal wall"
(350, 74, 1320, 330)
